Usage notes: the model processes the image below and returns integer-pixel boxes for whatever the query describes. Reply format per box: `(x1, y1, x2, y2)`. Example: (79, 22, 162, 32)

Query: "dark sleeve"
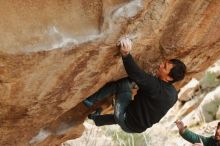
(181, 129, 210, 145)
(122, 54, 159, 90)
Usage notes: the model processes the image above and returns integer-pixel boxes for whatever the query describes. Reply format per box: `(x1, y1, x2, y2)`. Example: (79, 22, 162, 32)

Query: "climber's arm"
(119, 38, 159, 90)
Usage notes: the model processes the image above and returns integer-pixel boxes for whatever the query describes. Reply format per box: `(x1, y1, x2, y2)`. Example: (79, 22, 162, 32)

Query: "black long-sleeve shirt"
(122, 54, 178, 133)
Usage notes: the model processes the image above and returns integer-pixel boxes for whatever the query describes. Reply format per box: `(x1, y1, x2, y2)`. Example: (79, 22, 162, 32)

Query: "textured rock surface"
(1, 0, 220, 145)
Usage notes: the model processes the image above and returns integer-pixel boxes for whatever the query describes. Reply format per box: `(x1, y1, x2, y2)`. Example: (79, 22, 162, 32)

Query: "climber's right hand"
(118, 37, 132, 57)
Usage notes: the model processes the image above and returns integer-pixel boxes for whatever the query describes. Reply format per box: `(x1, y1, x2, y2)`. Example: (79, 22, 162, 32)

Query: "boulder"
(1, 0, 220, 145)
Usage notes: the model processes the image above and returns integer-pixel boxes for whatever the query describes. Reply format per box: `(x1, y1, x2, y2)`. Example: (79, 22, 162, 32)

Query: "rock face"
(1, 0, 220, 145)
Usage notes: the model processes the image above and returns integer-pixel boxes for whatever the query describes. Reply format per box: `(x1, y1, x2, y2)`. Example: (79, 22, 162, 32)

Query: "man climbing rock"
(83, 38, 186, 133)
(175, 120, 220, 146)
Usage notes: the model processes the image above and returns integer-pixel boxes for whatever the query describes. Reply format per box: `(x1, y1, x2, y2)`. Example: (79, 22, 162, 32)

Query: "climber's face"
(156, 60, 174, 82)
(215, 124, 220, 141)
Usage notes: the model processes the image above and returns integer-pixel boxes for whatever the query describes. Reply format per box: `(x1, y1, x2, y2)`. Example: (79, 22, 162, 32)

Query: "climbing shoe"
(88, 108, 102, 120)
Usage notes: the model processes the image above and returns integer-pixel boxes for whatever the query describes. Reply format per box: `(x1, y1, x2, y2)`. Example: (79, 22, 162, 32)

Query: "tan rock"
(1, 0, 220, 145)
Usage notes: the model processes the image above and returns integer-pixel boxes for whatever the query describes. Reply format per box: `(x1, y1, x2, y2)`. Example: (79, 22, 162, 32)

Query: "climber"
(175, 120, 220, 146)
(83, 37, 186, 133)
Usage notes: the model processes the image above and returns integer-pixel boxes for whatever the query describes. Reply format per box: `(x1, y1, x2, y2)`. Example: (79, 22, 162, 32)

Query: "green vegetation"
(102, 126, 151, 146)
(200, 71, 220, 89)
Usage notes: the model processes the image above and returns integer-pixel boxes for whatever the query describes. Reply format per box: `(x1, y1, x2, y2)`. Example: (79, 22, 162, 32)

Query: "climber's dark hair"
(218, 122, 220, 128)
(168, 59, 186, 84)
